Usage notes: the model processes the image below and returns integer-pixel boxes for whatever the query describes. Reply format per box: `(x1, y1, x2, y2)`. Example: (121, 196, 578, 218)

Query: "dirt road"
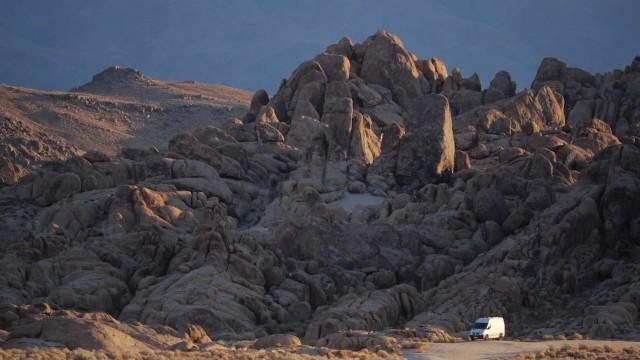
(404, 340, 640, 360)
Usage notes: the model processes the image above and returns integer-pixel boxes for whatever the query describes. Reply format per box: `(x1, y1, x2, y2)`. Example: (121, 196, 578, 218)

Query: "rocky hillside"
(0, 66, 250, 184)
(0, 31, 639, 357)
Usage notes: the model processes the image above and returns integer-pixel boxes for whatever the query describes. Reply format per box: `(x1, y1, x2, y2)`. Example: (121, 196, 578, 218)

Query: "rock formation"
(1, 30, 640, 357)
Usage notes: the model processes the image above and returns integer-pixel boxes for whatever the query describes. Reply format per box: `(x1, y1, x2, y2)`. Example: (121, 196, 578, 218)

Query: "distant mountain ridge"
(0, 66, 250, 183)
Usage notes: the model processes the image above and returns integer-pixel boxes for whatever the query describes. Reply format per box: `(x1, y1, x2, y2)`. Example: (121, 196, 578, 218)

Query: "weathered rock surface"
(2, 31, 640, 357)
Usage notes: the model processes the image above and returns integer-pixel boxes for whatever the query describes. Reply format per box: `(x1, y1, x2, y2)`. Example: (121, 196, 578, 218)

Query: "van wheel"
(484, 335, 489, 340)
(468, 336, 474, 341)
(499, 333, 504, 340)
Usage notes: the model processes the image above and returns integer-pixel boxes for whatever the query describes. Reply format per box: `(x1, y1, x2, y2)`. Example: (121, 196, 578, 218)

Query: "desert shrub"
(506, 344, 640, 360)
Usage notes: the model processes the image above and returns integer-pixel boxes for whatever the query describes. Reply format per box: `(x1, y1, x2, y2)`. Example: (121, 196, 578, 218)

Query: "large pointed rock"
(535, 85, 566, 128)
(322, 82, 354, 161)
(349, 112, 381, 165)
(359, 30, 430, 108)
(531, 57, 568, 92)
(395, 94, 455, 186)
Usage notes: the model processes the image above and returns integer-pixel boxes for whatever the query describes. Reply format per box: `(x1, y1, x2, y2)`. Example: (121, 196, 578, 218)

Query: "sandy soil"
(405, 340, 640, 360)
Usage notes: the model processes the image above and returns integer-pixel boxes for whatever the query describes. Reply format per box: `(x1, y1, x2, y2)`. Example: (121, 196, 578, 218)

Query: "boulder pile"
(1, 31, 639, 355)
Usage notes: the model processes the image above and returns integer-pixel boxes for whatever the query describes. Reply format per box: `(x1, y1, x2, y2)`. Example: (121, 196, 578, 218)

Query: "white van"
(468, 317, 505, 340)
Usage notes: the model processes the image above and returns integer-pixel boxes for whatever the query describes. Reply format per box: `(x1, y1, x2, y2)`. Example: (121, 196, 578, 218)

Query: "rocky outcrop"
(358, 31, 431, 108)
(408, 144, 640, 338)
(71, 66, 154, 92)
(455, 86, 565, 135)
(416, 58, 448, 94)
(305, 285, 426, 341)
(1, 31, 640, 357)
(532, 56, 640, 139)
(0, 306, 397, 358)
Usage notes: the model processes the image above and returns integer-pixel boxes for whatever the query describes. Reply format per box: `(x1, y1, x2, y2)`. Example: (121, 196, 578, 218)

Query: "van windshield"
(472, 322, 488, 329)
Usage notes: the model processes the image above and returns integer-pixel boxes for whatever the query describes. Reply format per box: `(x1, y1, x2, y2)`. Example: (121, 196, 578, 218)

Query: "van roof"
(475, 317, 503, 322)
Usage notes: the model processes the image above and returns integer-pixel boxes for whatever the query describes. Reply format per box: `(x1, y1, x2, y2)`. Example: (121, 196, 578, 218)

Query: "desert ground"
(407, 340, 640, 360)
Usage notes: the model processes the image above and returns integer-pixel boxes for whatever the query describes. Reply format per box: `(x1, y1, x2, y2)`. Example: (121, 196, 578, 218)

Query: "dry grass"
(0, 346, 405, 360)
(504, 343, 640, 360)
(396, 338, 430, 352)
